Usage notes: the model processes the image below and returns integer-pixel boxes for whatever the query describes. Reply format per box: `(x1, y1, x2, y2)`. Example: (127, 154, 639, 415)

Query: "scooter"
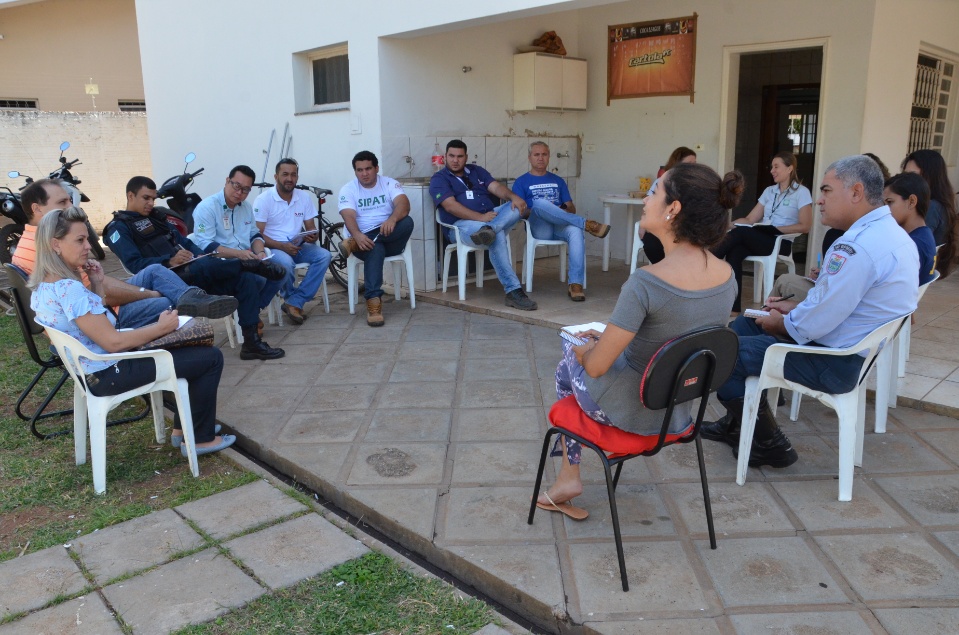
(5, 141, 106, 261)
(156, 152, 204, 236)
(0, 184, 27, 265)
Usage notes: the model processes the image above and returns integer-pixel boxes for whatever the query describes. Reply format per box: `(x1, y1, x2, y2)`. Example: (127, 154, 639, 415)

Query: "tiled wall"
(382, 135, 580, 181)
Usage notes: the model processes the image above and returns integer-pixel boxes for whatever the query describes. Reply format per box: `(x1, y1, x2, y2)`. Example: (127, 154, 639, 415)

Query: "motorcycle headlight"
(1, 200, 13, 213)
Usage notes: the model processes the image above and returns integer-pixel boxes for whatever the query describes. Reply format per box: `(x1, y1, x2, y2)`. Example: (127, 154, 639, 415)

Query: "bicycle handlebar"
(295, 184, 333, 196)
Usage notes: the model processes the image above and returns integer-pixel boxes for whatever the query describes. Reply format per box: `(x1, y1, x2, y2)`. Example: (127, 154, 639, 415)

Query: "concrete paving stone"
(560, 483, 676, 539)
(176, 480, 307, 540)
(388, 359, 459, 383)
(269, 442, 350, 484)
(456, 407, 545, 442)
(873, 607, 959, 635)
(853, 432, 953, 473)
(0, 546, 87, 618)
(572, 447, 655, 485)
(934, 530, 959, 559)
(102, 547, 263, 635)
(534, 355, 561, 379)
(587, 619, 721, 634)
(380, 381, 456, 408)
(470, 324, 527, 341)
(347, 443, 448, 485)
(215, 407, 282, 447)
(873, 474, 959, 525)
(728, 611, 874, 634)
(908, 337, 959, 363)
(317, 359, 393, 384)
(447, 544, 566, 617)
(696, 537, 847, 607)
(242, 362, 322, 386)
(457, 380, 538, 408)
(463, 357, 533, 381)
(220, 384, 306, 412)
(397, 339, 463, 360)
(348, 487, 439, 541)
(217, 364, 250, 388)
(406, 323, 467, 341)
(278, 327, 349, 344)
(913, 325, 959, 345)
(451, 441, 543, 485)
(294, 312, 358, 329)
(540, 379, 558, 407)
(924, 380, 959, 409)
(903, 354, 959, 380)
(344, 326, 406, 343)
(771, 479, 910, 531)
(470, 624, 512, 635)
(329, 342, 401, 363)
(366, 408, 452, 442)
(816, 533, 959, 600)
(224, 513, 368, 589)
(569, 540, 709, 614)
(271, 343, 337, 365)
(73, 509, 206, 584)
(0, 594, 122, 635)
(890, 407, 959, 430)
(892, 373, 941, 401)
(441, 486, 543, 542)
(661, 481, 795, 535)
(643, 437, 739, 481)
(753, 434, 841, 479)
(466, 339, 530, 359)
(276, 411, 367, 444)
(297, 382, 379, 411)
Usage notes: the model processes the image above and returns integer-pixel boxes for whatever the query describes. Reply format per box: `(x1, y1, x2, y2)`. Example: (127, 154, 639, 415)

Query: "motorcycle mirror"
(7, 171, 19, 178)
(184, 152, 196, 164)
(59, 141, 71, 152)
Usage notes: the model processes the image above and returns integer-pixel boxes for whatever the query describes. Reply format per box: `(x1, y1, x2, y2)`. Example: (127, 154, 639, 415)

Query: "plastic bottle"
(431, 143, 445, 173)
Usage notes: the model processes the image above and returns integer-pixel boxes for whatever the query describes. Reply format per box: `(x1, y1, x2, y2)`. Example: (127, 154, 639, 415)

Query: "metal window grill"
(0, 99, 38, 109)
(910, 55, 953, 153)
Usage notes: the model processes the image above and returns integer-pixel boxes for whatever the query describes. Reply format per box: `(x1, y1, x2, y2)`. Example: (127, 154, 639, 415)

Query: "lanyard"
(769, 185, 793, 220)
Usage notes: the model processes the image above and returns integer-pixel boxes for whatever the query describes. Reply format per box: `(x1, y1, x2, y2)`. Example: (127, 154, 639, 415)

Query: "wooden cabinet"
(513, 53, 587, 111)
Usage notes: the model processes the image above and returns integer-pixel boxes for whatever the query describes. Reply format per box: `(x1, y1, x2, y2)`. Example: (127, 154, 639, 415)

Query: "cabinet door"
(534, 55, 564, 109)
(562, 59, 587, 110)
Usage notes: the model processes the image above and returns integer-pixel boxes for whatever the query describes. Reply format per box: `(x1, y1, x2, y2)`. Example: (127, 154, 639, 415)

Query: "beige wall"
(0, 0, 143, 112)
(0, 111, 153, 230)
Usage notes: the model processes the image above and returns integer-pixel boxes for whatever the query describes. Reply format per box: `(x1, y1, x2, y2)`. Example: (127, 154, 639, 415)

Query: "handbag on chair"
(135, 318, 214, 351)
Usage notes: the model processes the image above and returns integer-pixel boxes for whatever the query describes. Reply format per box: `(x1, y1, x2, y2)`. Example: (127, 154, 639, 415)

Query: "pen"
(817, 253, 822, 269)
(761, 293, 795, 311)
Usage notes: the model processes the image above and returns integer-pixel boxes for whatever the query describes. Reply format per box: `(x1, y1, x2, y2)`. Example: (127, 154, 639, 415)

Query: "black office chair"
(4, 263, 147, 439)
(528, 325, 739, 591)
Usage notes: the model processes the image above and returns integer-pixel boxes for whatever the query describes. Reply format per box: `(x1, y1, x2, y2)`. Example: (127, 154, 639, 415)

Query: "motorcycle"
(4, 141, 106, 262)
(0, 183, 27, 265)
(156, 152, 204, 236)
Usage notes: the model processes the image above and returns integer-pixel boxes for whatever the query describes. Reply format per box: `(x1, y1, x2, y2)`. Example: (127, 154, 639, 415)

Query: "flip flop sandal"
(536, 492, 589, 520)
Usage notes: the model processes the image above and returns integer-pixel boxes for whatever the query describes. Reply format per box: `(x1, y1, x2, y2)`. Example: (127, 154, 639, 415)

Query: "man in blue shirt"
(702, 155, 919, 468)
(512, 141, 609, 301)
(429, 139, 536, 310)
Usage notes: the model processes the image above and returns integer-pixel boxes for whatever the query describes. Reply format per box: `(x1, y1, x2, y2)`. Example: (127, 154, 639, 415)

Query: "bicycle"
(253, 182, 349, 289)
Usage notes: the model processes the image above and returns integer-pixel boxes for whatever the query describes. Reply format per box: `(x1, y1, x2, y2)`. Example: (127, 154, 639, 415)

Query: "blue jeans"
(528, 199, 586, 285)
(179, 258, 261, 328)
(264, 243, 331, 309)
(449, 203, 522, 293)
(717, 316, 865, 401)
(351, 216, 414, 299)
(117, 264, 192, 329)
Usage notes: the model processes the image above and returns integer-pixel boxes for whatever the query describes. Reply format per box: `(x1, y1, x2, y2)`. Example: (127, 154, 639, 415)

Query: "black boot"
(700, 398, 744, 448)
(239, 258, 286, 281)
(176, 288, 239, 319)
(240, 326, 285, 360)
(733, 398, 799, 468)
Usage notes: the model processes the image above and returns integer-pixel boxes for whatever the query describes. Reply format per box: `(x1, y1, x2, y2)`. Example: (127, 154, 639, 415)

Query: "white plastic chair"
(41, 323, 200, 495)
(737, 315, 909, 501)
(895, 270, 939, 379)
(436, 210, 512, 301)
(345, 246, 416, 314)
(266, 256, 330, 326)
(630, 221, 646, 274)
(519, 219, 585, 292)
(744, 233, 801, 303)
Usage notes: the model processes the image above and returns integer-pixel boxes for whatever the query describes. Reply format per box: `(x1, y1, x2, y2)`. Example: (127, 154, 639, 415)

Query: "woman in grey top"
(537, 163, 743, 520)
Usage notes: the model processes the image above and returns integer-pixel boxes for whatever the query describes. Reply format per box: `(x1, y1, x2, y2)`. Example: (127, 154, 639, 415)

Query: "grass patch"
(0, 315, 257, 563)
(176, 551, 495, 635)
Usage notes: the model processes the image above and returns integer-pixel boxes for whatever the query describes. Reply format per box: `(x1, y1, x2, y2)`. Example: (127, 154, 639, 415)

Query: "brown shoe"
(338, 237, 356, 259)
(568, 283, 586, 302)
(257, 320, 264, 337)
(366, 297, 384, 327)
(281, 303, 305, 325)
(585, 220, 610, 239)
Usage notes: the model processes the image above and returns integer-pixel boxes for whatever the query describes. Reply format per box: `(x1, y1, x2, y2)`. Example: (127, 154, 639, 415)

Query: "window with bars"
(312, 53, 350, 106)
(118, 100, 146, 112)
(910, 53, 954, 154)
(0, 99, 39, 110)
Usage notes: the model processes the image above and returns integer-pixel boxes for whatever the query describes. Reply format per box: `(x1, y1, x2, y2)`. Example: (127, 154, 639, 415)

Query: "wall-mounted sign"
(607, 13, 697, 104)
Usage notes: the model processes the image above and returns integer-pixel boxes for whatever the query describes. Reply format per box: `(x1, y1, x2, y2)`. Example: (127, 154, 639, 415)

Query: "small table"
(599, 194, 646, 271)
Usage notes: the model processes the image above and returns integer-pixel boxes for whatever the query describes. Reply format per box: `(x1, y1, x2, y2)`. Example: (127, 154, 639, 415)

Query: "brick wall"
(0, 111, 152, 231)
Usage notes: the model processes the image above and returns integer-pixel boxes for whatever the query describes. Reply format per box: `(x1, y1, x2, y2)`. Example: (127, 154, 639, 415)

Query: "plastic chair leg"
(559, 244, 567, 284)
(73, 382, 88, 466)
(752, 261, 764, 303)
(89, 402, 109, 495)
(174, 378, 199, 478)
(150, 391, 165, 443)
(874, 345, 894, 433)
(837, 394, 860, 502)
(348, 257, 358, 315)
(392, 260, 402, 301)
(897, 321, 910, 378)
(474, 250, 484, 289)
(457, 250, 469, 300)
(442, 249, 452, 294)
(321, 278, 330, 313)
(524, 243, 534, 293)
(769, 387, 780, 417)
(789, 391, 801, 421)
(737, 378, 762, 486)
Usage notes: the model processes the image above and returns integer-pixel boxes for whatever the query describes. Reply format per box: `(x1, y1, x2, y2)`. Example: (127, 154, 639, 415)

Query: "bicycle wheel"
(322, 221, 349, 289)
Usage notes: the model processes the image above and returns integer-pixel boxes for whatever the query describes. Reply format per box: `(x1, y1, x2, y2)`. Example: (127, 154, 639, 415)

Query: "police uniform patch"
(833, 243, 856, 255)
(826, 253, 846, 274)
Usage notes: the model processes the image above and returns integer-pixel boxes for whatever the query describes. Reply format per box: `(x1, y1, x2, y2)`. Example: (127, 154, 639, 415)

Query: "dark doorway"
(732, 48, 823, 220)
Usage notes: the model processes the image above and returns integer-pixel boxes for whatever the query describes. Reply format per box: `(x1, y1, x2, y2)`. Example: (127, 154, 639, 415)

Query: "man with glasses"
(251, 158, 331, 325)
(429, 139, 536, 310)
(105, 175, 286, 361)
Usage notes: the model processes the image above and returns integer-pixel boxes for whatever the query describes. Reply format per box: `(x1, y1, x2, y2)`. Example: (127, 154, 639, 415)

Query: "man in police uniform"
(105, 175, 287, 361)
(702, 155, 919, 467)
(429, 139, 536, 310)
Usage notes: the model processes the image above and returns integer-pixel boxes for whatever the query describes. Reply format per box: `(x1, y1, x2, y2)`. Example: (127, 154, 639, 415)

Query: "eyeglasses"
(228, 180, 252, 195)
(462, 176, 473, 189)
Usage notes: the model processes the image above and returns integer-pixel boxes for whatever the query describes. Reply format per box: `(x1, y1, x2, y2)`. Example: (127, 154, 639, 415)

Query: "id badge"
(222, 213, 232, 230)
(465, 190, 474, 200)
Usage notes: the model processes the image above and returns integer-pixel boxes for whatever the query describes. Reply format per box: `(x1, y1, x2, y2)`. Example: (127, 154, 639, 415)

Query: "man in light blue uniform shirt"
(512, 141, 609, 301)
(702, 155, 919, 468)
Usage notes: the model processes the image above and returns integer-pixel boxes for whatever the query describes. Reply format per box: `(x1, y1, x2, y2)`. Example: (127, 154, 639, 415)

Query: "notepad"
(559, 322, 607, 345)
(743, 309, 770, 319)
